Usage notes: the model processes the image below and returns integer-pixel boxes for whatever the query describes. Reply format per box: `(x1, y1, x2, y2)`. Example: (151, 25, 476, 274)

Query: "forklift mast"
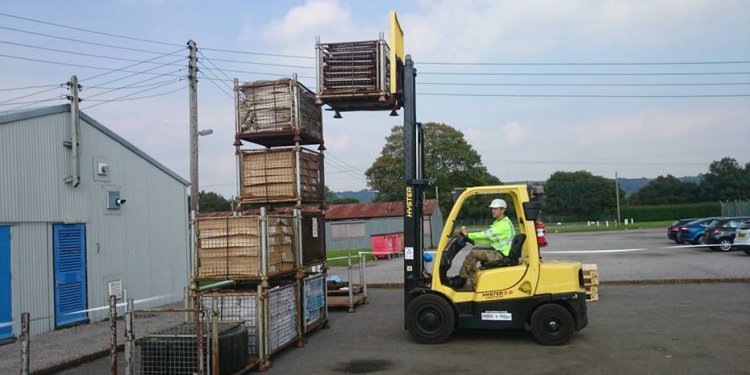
(402, 55, 427, 298)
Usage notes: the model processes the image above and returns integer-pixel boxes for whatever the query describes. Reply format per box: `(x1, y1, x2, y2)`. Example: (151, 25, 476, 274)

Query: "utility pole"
(615, 171, 621, 225)
(65, 75, 81, 188)
(188, 40, 199, 213)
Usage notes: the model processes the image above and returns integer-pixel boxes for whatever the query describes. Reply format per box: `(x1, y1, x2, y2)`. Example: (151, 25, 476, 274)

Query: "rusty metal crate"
(316, 38, 397, 113)
(239, 147, 322, 205)
(236, 78, 322, 147)
(300, 211, 326, 266)
(196, 215, 297, 281)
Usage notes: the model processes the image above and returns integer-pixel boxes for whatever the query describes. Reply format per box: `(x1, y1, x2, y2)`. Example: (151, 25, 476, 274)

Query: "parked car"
(733, 220, 750, 255)
(703, 217, 750, 252)
(676, 217, 719, 245)
(668, 218, 697, 243)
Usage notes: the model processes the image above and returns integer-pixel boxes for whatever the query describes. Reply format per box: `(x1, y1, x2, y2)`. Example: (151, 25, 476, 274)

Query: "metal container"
(301, 273, 327, 333)
(201, 290, 260, 357)
(236, 78, 322, 147)
(266, 282, 300, 354)
(239, 147, 322, 205)
(316, 37, 397, 113)
(196, 215, 297, 280)
(300, 211, 326, 266)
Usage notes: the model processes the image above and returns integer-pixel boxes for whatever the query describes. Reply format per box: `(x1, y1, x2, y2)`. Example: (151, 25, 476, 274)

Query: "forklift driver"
(450, 198, 516, 288)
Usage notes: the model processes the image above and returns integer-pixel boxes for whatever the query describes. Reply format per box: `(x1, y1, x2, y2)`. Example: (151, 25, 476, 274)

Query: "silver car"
(734, 220, 750, 255)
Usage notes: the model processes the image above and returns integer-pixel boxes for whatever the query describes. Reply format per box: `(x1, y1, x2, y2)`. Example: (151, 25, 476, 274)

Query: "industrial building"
(324, 199, 443, 251)
(0, 105, 189, 340)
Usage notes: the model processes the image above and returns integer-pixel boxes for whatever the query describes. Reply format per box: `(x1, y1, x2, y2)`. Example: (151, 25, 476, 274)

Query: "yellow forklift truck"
(404, 185, 588, 345)
(317, 12, 588, 346)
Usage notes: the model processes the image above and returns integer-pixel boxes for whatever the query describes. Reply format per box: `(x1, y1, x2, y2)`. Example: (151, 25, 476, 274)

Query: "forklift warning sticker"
(481, 311, 512, 321)
(405, 247, 414, 260)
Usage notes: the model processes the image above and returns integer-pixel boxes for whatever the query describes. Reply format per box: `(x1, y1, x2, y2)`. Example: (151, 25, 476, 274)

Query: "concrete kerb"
(365, 277, 750, 289)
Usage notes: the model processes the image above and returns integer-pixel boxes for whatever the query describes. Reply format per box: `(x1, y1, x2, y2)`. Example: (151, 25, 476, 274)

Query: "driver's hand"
(460, 226, 468, 236)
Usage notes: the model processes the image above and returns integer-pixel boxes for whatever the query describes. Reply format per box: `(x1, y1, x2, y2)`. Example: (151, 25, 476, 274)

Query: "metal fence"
(722, 200, 750, 216)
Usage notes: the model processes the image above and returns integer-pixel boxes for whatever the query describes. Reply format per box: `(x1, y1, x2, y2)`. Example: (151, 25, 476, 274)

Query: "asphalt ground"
(4, 228, 749, 374)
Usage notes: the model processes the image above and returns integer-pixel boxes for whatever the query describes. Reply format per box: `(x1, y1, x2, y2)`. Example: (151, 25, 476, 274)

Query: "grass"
(326, 248, 374, 267)
(461, 220, 672, 234)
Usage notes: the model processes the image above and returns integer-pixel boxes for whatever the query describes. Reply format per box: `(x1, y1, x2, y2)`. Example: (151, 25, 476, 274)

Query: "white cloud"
(501, 121, 526, 145)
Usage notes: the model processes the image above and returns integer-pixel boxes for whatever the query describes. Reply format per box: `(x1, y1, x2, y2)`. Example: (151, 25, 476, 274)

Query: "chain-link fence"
(722, 200, 750, 216)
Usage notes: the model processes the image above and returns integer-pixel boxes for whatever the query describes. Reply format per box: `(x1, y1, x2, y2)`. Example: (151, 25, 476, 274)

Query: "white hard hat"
(489, 199, 507, 209)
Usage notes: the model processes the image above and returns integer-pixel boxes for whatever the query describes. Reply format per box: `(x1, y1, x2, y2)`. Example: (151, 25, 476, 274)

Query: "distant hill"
(334, 189, 375, 203)
(620, 176, 700, 196)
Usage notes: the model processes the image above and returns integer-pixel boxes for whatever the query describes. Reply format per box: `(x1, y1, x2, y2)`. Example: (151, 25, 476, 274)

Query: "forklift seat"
(480, 233, 526, 270)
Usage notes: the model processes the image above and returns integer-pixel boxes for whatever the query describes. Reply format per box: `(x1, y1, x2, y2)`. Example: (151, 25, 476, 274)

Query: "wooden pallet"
(327, 285, 368, 312)
(582, 263, 599, 302)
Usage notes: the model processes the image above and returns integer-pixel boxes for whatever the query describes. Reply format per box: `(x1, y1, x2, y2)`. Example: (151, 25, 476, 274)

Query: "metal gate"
(53, 224, 88, 328)
(0, 225, 11, 341)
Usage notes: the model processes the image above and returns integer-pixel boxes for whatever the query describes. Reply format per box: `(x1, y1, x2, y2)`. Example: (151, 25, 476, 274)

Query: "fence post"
(110, 295, 117, 375)
(211, 311, 219, 375)
(124, 299, 134, 375)
(347, 253, 354, 313)
(195, 298, 205, 375)
(20, 312, 30, 375)
(360, 253, 368, 303)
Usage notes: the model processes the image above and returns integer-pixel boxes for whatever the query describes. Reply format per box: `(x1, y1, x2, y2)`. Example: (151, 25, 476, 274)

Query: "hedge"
(620, 202, 721, 222)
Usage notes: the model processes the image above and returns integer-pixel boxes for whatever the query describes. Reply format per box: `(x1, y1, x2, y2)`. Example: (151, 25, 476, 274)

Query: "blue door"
(0, 226, 11, 341)
(53, 224, 88, 328)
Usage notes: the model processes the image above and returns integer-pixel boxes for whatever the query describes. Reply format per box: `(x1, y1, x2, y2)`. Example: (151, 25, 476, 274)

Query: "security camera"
(115, 198, 127, 206)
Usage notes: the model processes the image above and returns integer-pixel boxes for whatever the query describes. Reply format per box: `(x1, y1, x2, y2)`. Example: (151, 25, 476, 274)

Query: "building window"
(331, 222, 366, 239)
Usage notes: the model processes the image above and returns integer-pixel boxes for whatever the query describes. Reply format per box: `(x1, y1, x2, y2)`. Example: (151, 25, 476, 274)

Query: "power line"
(418, 81, 750, 87)
(197, 51, 234, 90)
(201, 46, 314, 60)
(80, 49, 186, 82)
(0, 11, 184, 47)
(419, 92, 750, 98)
(1, 96, 64, 112)
(0, 84, 60, 92)
(0, 53, 185, 80)
(0, 97, 63, 106)
(208, 55, 314, 69)
(197, 70, 233, 99)
(82, 83, 185, 110)
(415, 60, 750, 66)
(0, 25, 174, 55)
(0, 39, 185, 66)
(0, 85, 62, 104)
(420, 71, 750, 76)
(84, 77, 184, 100)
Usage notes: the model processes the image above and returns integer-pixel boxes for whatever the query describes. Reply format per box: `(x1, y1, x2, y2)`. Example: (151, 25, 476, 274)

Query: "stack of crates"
(194, 76, 329, 370)
(582, 264, 599, 302)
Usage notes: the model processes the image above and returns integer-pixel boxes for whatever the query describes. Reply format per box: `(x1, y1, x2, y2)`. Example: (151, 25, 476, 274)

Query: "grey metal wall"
(325, 213, 443, 251)
(0, 109, 189, 335)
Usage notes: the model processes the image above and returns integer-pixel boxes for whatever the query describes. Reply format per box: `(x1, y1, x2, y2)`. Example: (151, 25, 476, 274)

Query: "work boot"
(449, 276, 466, 288)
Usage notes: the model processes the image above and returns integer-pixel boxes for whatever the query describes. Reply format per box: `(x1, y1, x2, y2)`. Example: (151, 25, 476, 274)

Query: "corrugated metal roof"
(0, 104, 189, 186)
(325, 199, 438, 220)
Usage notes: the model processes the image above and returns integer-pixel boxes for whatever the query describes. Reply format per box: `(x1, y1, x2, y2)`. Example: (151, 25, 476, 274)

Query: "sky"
(1, 0, 749, 198)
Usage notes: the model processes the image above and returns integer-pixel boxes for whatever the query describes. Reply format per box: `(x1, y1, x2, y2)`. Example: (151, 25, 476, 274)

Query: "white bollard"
(596, 221, 600, 226)
(587, 221, 591, 227)
(631, 218, 635, 224)
(606, 220, 609, 227)
(624, 218, 629, 225)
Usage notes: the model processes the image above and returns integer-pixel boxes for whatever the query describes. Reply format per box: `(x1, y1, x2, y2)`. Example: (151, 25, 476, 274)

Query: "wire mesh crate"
(302, 273, 327, 333)
(201, 290, 261, 358)
(132, 314, 248, 375)
(236, 78, 323, 147)
(266, 282, 301, 354)
(316, 38, 397, 112)
(239, 147, 323, 205)
(300, 211, 326, 266)
(196, 215, 297, 280)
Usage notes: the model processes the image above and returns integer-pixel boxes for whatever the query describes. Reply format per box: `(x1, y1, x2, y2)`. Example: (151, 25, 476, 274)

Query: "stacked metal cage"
(316, 35, 397, 113)
(190, 75, 329, 371)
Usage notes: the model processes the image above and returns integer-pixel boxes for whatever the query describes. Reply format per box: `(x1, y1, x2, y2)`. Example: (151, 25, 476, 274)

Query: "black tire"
(693, 235, 706, 245)
(530, 303, 575, 346)
(406, 294, 455, 344)
(718, 239, 733, 252)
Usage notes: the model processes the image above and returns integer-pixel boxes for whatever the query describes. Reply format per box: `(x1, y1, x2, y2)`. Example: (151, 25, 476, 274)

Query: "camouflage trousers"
(459, 247, 503, 279)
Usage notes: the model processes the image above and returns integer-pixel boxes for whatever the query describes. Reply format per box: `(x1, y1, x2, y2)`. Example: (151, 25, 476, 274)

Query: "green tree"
(198, 191, 232, 212)
(545, 171, 624, 220)
(323, 185, 361, 205)
(628, 175, 702, 205)
(365, 122, 499, 214)
(700, 157, 750, 201)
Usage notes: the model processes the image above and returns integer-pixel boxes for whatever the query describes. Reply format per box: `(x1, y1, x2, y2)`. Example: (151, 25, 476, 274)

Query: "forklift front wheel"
(406, 294, 455, 344)
(530, 303, 574, 346)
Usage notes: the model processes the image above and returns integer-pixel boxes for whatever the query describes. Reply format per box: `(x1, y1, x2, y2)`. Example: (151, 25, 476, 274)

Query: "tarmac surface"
(2, 228, 749, 374)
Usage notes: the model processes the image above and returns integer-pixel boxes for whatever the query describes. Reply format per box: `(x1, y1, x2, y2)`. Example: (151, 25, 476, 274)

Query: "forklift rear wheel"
(406, 294, 455, 344)
(530, 303, 574, 346)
